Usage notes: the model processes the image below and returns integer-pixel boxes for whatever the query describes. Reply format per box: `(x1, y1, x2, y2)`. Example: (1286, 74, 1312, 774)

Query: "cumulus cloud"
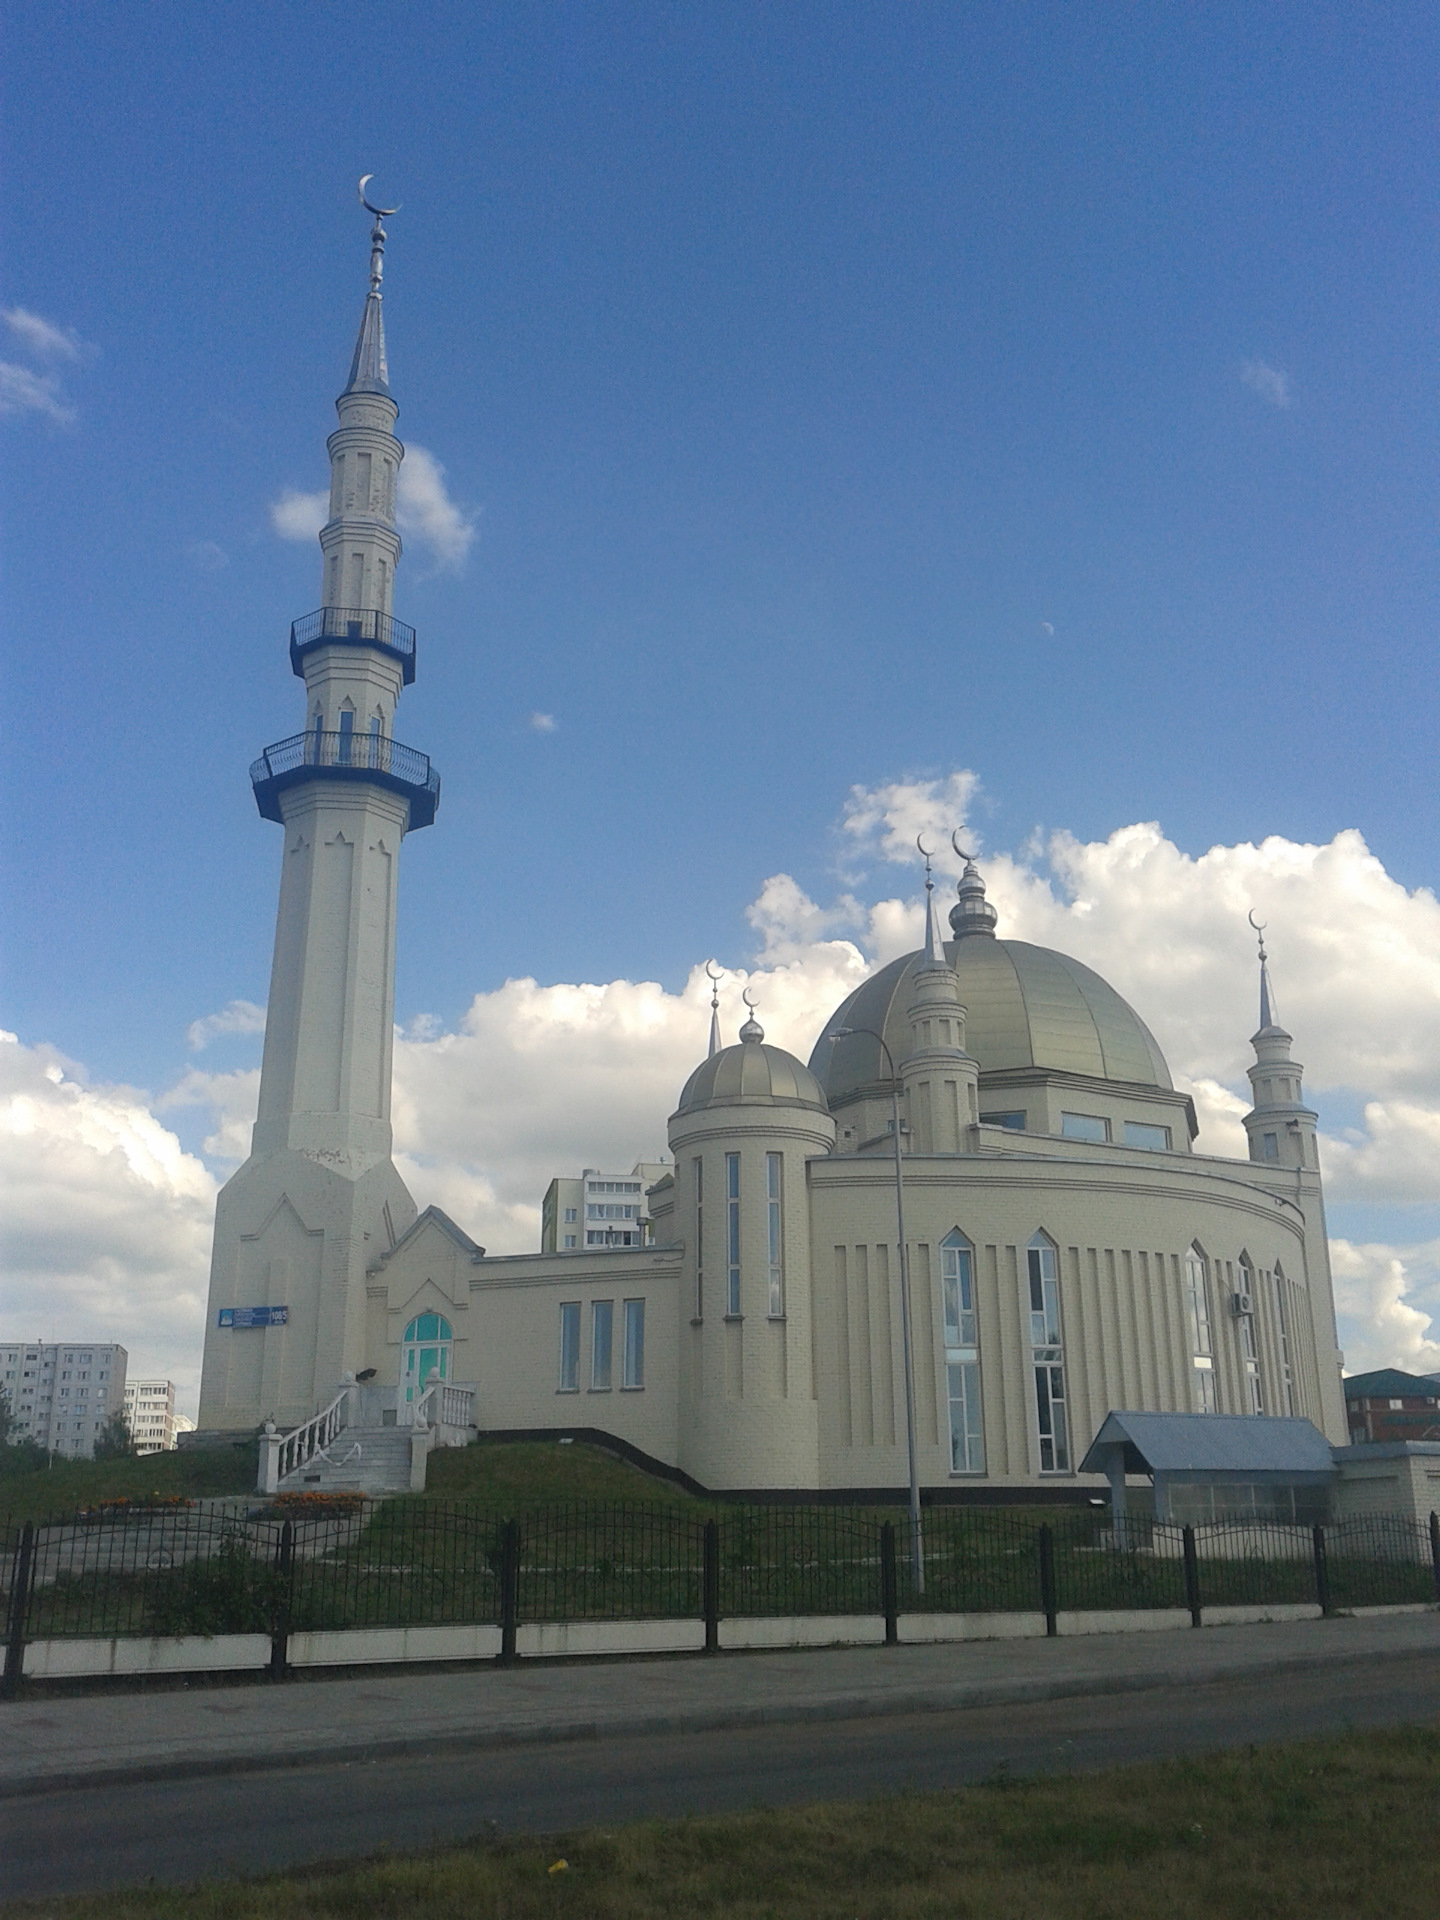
(0, 362, 76, 425)
(529, 712, 557, 733)
(1240, 359, 1292, 408)
(268, 444, 475, 570)
(270, 487, 329, 542)
(396, 444, 476, 571)
(841, 772, 980, 871)
(186, 1000, 267, 1053)
(0, 1034, 215, 1413)
(14, 777, 1440, 1395)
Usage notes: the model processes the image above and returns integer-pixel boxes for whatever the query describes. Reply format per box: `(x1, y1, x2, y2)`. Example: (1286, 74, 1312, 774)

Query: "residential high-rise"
(0, 1342, 128, 1457)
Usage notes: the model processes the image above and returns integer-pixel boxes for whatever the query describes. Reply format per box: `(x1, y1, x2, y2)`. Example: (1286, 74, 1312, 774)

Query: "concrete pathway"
(2, 1608, 1436, 1798)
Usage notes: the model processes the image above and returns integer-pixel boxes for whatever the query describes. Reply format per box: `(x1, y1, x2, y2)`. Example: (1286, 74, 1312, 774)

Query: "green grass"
(0, 1444, 256, 1528)
(421, 1438, 708, 1508)
(5, 1724, 1438, 1917)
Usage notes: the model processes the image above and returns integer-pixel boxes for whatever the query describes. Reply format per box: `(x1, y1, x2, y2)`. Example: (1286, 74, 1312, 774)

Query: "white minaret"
(197, 186, 436, 1433)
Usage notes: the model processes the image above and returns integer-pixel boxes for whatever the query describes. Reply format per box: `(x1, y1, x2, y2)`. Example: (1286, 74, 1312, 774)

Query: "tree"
(0, 1388, 15, 1447)
(94, 1410, 136, 1460)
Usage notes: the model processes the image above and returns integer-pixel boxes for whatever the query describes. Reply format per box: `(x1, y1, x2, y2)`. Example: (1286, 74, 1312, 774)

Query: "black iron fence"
(4, 1502, 1437, 1693)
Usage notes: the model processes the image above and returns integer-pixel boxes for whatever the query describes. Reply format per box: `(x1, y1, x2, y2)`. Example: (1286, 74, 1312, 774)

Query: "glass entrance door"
(402, 1312, 452, 1412)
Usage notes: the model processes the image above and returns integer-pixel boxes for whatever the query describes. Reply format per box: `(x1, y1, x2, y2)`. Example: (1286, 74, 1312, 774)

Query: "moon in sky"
(1040, 621, 1055, 637)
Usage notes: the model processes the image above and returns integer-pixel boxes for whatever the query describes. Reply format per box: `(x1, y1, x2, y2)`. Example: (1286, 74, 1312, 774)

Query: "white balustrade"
(257, 1386, 351, 1494)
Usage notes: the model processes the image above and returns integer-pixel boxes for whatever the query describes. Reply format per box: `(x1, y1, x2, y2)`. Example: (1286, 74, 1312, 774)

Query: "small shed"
(1080, 1411, 1336, 1531)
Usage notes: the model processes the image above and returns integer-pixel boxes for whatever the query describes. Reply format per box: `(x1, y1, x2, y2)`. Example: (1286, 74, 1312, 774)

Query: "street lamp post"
(832, 1025, 924, 1594)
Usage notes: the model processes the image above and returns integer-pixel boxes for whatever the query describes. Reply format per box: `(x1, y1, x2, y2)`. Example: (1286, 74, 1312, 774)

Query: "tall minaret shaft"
(199, 191, 437, 1436)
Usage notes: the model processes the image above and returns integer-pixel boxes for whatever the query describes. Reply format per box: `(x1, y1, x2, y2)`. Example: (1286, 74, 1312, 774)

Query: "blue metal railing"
(289, 607, 416, 684)
(249, 730, 440, 829)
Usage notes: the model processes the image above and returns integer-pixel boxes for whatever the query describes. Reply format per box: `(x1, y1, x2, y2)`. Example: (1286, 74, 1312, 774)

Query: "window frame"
(623, 1299, 645, 1390)
(557, 1301, 581, 1393)
(1026, 1233, 1069, 1472)
(940, 1230, 984, 1474)
(766, 1152, 784, 1318)
(725, 1152, 741, 1317)
(590, 1299, 614, 1391)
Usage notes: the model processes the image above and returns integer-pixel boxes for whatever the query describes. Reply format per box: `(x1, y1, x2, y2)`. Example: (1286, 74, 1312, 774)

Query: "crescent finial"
(742, 986, 758, 1012)
(705, 960, 722, 984)
(916, 834, 934, 863)
(951, 830, 975, 864)
(1247, 909, 1266, 935)
(358, 174, 401, 218)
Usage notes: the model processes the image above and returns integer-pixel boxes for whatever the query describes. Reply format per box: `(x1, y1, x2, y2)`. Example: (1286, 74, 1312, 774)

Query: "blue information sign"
(217, 1306, 289, 1329)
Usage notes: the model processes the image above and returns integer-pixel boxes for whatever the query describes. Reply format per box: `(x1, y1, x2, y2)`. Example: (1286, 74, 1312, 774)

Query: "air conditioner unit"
(1231, 1291, 1253, 1316)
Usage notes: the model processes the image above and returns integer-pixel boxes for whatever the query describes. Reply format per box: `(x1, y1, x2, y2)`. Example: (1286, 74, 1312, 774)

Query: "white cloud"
(1330, 1239, 1440, 1379)
(529, 712, 557, 733)
(187, 539, 228, 573)
(396, 444, 476, 571)
(270, 487, 329, 541)
(0, 362, 76, 425)
(2, 307, 93, 363)
(267, 443, 475, 571)
(1240, 359, 1292, 408)
(0, 1034, 215, 1415)
(158, 1066, 261, 1164)
(186, 1000, 267, 1052)
(841, 772, 981, 871)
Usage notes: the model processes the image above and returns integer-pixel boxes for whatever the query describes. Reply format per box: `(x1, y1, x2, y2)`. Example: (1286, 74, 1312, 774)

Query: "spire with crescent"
(1250, 911, 1283, 1035)
(345, 176, 398, 398)
(705, 962, 723, 1058)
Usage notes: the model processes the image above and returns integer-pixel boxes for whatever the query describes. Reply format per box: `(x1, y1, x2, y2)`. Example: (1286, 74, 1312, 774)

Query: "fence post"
(880, 1522, 899, 1646)
(3, 1522, 36, 1700)
(499, 1518, 519, 1664)
(1182, 1524, 1202, 1628)
(1430, 1512, 1440, 1605)
(1312, 1523, 1332, 1616)
(269, 1519, 294, 1681)
(1038, 1524, 1058, 1638)
(703, 1519, 720, 1654)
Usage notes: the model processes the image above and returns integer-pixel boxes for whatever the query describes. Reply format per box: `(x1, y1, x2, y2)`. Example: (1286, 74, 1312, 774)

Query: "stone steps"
(279, 1427, 417, 1496)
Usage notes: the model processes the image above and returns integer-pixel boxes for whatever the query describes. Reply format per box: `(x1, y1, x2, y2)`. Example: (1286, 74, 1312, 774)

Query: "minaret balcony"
(250, 730, 440, 829)
(290, 606, 416, 685)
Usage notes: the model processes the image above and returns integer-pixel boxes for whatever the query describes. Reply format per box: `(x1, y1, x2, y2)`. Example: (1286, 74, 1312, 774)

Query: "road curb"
(0, 1636, 1430, 1801)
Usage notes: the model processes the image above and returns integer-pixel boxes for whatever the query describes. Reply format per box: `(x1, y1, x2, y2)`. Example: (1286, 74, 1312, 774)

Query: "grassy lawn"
(0, 1445, 255, 1528)
(421, 1438, 710, 1508)
(5, 1725, 1437, 1918)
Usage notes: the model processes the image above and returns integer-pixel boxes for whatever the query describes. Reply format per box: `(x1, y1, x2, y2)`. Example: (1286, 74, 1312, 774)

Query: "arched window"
(1237, 1254, 1263, 1414)
(1185, 1245, 1217, 1412)
(940, 1230, 984, 1473)
(402, 1312, 453, 1404)
(1272, 1262, 1295, 1414)
(1027, 1232, 1069, 1472)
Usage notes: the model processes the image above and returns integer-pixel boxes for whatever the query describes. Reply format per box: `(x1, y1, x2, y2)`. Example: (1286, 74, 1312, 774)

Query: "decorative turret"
(901, 839, 979, 1151)
(949, 840, 999, 939)
(1241, 917, 1318, 1172)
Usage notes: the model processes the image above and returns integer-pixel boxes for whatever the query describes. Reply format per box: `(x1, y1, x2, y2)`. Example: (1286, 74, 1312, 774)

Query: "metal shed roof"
(1080, 1410, 1336, 1479)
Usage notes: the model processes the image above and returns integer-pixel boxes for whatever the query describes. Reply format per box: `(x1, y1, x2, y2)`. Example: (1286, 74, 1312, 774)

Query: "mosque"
(196, 196, 1350, 1506)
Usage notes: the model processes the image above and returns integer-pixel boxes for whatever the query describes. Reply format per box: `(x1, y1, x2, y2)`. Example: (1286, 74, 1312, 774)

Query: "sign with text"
(217, 1306, 289, 1329)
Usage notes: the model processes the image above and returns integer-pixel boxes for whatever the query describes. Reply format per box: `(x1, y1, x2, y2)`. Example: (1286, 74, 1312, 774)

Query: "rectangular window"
(693, 1157, 704, 1320)
(766, 1153, 784, 1317)
(1273, 1269, 1295, 1414)
(563, 1208, 576, 1223)
(979, 1111, 1026, 1130)
(1060, 1112, 1109, 1143)
(1262, 1132, 1280, 1161)
(1122, 1121, 1171, 1151)
(558, 1302, 580, 1392)
(1185, 1249, 1217, 1412)
(941, 1238, 984, 1473)
(591, 1300, 613, 1390)
(623, 1299, 645, 1389)
(726, 1152, 741, 1316)
(563, 1234, 576, 1249)
(1238, 1299, 1264, 1414)
(1027, 1241, 1068, 1471)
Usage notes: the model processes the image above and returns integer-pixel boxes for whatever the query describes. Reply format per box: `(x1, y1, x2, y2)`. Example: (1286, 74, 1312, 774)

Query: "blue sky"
(3, 4, 1439, 1390)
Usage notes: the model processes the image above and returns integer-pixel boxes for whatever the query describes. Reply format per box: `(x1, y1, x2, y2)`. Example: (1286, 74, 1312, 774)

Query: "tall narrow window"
(726, 1152, 741, 1316)
(311, 708, 324, 760)
(1027, 1234, 1069, 1472)
(693, 1157, 704, 1321)
(591, 1300, 613, 1391)
(338, 706, 354, 765)
(623, 1299, 645, 1388)
(941, 1230, 984, 1473)
(1273, 1264, 1295, 1414)
(1185, 1246, 1217, 1412)
(558, 1302, 580, 1392)
(766, 1153, 784, 1317)
(1237, 1258, 1263, 1413)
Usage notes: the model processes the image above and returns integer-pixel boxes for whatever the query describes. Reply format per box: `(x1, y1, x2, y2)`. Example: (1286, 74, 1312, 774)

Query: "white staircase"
(278, 1426, 417, 1496)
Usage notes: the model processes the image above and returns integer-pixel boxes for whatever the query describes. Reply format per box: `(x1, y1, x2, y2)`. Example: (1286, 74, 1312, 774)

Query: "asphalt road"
(4, 1651, 1438, 1901)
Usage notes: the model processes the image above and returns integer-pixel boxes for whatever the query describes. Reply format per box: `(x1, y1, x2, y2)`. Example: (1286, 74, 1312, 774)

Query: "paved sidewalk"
(2, 1609, 1436, 1798)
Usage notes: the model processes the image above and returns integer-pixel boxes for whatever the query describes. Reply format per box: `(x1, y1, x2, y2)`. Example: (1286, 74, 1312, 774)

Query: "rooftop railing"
(289, 606, 416, 685)
(249, 729, 440, 830)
